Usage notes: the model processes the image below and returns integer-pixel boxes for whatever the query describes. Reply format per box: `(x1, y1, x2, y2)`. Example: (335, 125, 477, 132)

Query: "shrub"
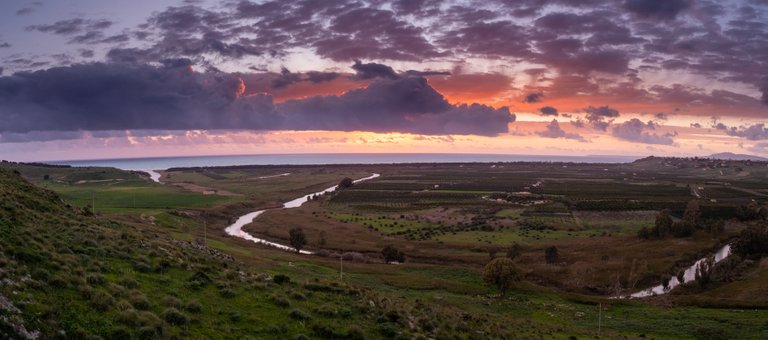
(118, 277, 139, 289)
(220, 288, 237, 298)
(90, 291, 115, 311)
(273, 274, 291, 285)
(290, 291, 306, 300)
(163, 296, 182, 308)
(117, 309, 139, 326)
(314, 305, 337, 317)
(270, 294, 291, 307)
(86, 274, 107, 285)
(482, 257, 521, 295)
(129, 291, 151, 310)
(382, 245, 406, 264)
(161, 307, 188, 326)
(185, 300, 202, 313)
(347, 326, 366, 340)
(289, 309, 311, 321)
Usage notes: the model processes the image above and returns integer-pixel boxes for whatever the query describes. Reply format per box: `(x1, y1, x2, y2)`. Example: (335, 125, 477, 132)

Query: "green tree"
(482, 257, 521, 295)
(381, 245, 405, 264)
(289, 227, 307, 253)
(338, 177, 354, 189)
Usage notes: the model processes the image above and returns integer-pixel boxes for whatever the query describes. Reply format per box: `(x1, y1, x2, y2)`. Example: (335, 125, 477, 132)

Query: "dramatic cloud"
(351, 60, 399, 80)
(0, 62, 515, 140)
(612, 118, 675, 145)
(278, 76, 515, 136)
(537, 120, 587, 142)
(539, 106, 559, 116)
(0, 43, 12, 48)
(0, 63, 279, 133)
(585, 106, 620, 131)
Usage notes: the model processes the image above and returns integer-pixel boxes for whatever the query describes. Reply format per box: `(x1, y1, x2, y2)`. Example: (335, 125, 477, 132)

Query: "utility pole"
(340, 250, 343, 281)
(203, 220, 207, 247)
(92, 192, 95, 216)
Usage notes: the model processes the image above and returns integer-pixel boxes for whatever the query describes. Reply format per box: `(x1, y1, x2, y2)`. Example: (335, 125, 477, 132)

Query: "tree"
(506, 243, 521, 260)
(732, 224, 768, 259)
(289, 228, 307, 253)
(338, 177, 354, 189)
(682, 200, 701, 229)
(544, 246, 559, 264)
(482, 257, 521, 296)
(381, 245, 405, 264)
(654, 209, 673, 237)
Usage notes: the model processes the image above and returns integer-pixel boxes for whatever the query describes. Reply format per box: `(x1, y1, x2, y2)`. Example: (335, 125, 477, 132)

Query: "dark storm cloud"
(351, 60, 399, 80)
(539, 106, 559, 116)
(271, 67, 302, 89)
(585, 106, 620, 131)
(278, 76, 514, 136)
(537, 120, 587, 141)
(690, 122, 702, 128)
(0, 63, 279, 134)
(15, 0, 768, 111)
(524, 92, 544, 103)
(0, 63, 515, 141)
(612, 118, 675, 145)
(0, 43, 10, 48)
(654, 112, 668, 120)
(623, 0, 691, 20)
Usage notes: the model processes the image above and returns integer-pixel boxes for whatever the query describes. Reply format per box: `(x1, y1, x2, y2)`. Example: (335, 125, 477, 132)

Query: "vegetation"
(2, 157, 768, 338)
(289, 227, 307, 253)
(381, 245, 405, 264)
(482, 257, 521, 295)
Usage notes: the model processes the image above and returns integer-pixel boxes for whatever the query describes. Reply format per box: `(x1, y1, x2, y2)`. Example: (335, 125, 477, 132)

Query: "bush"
(86, 274, 107, 285)
(289, 309, 311, 321)
(90, 291, 115, 311)
(229, 311, 241, 322)
(290, 291, 307, 300)
(347, 326, 366, 340)
(163, 296, 182, 308)
(273, 274, 291, 285)
(185, 300, 202, 313)
(314, 304, 337, 317)
(161, 307, 188, 326)
(270, 294, 291, 308)
(129, 291, 151, 310)
(482, 257, 521, 295)
(382, 245, 405, 264)
(220, 288, 237, 298)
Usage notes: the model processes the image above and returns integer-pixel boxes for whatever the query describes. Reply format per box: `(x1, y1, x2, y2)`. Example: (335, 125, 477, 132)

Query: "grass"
(2, 160, 768, 338)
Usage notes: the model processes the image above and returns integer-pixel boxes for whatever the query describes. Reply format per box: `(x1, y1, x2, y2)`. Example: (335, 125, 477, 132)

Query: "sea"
(48, 153, 640, 171)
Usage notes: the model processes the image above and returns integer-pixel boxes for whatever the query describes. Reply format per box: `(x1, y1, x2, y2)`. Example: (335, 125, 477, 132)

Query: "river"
(224, 173, 381, 254)
(627, 244, 732, 298)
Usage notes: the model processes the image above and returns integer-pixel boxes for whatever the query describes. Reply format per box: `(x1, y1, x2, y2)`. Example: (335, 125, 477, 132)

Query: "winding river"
(224, 173, 381, 254)
(627, 244, 732, 298)
(145, 169, 162, 183)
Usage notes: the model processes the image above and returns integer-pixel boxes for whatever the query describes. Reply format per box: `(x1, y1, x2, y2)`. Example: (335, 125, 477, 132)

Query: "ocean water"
(50, 153, 639, 170)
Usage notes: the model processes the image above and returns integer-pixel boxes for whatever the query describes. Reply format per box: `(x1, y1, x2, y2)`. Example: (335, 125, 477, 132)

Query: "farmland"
(1, 157, 768, 338)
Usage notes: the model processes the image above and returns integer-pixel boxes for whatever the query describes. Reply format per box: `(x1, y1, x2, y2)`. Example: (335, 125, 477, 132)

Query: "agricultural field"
(1, 157, 767, 338)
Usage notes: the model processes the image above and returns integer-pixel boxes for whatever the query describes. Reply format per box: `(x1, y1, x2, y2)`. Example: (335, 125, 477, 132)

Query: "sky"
(1, 0, 767, 161)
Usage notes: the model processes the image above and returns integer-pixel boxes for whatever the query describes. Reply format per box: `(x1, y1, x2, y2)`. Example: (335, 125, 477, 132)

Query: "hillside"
(708, 152, 768, 161)
(0, 169, 416, 338)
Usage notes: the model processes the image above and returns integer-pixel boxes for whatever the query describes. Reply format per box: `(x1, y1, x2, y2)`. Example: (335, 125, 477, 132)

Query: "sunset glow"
(0, 0, 767, 161)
